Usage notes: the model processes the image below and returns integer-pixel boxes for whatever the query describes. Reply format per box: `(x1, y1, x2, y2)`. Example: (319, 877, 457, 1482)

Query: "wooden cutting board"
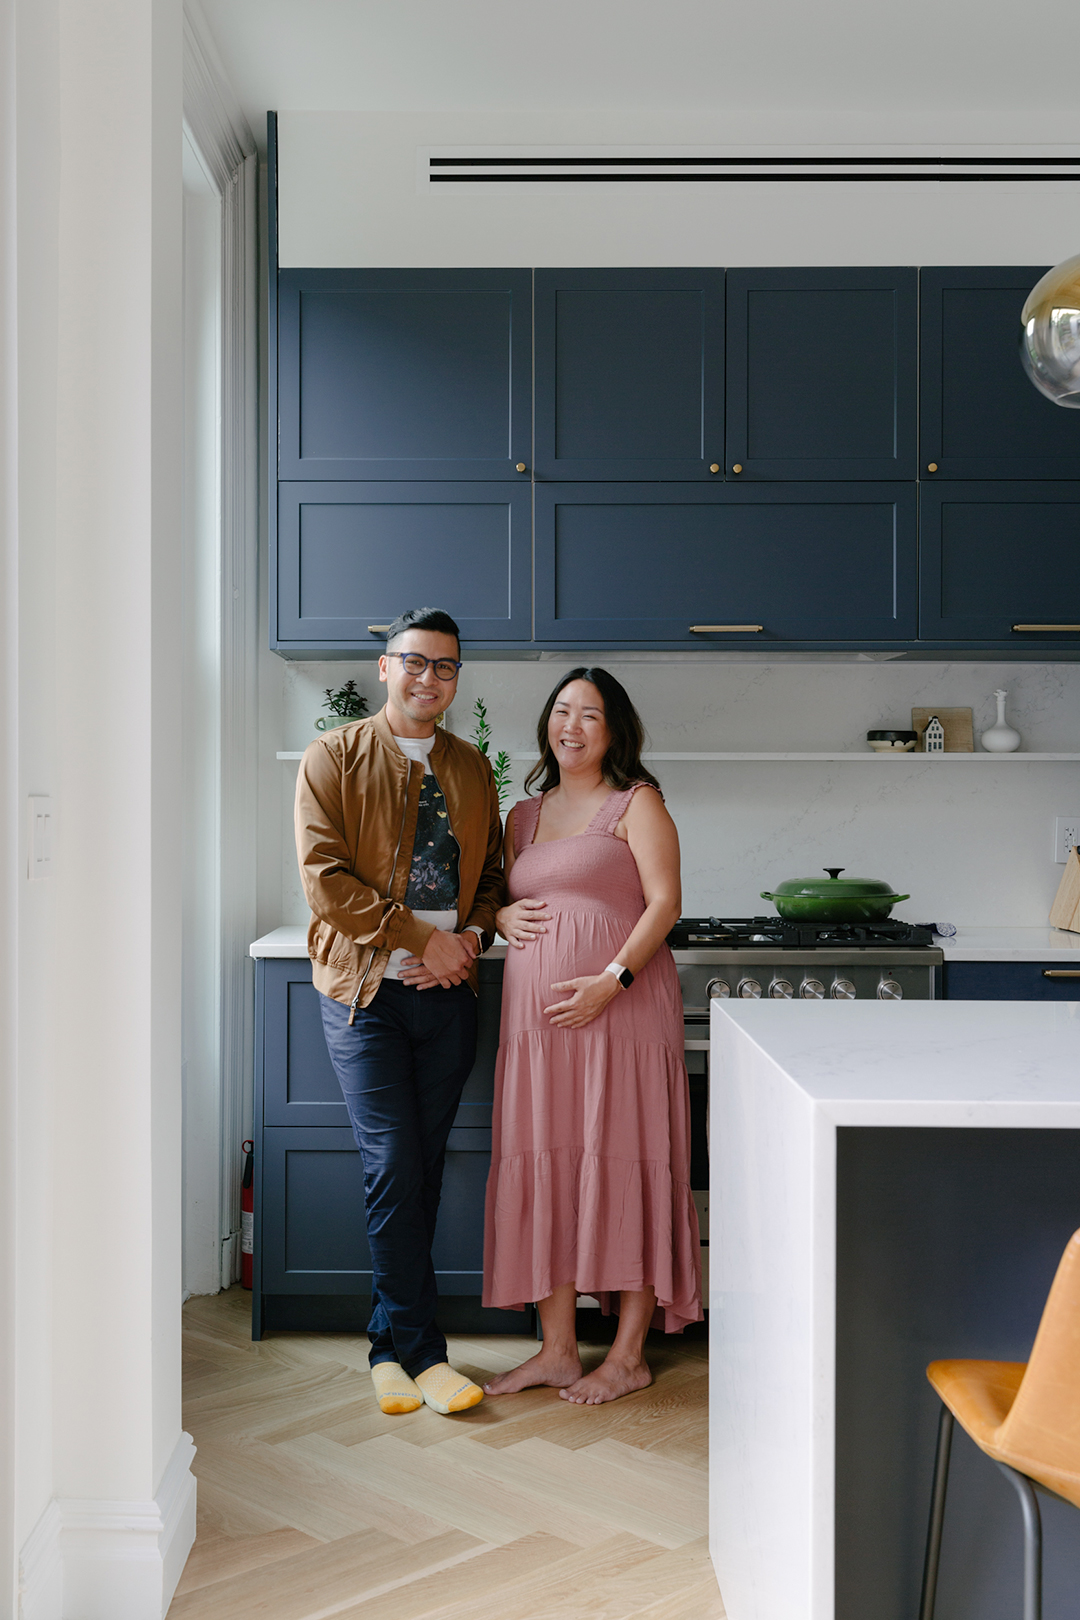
(910, 706, 975, 752)
(1050, 848, 1080, 932)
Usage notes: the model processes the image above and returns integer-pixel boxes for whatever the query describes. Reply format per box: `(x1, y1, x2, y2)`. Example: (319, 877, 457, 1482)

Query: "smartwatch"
(604, 961, 634, 989)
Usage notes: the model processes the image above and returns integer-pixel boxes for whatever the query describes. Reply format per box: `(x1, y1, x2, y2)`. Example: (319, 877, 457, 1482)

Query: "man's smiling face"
(378, 629, 461, 736)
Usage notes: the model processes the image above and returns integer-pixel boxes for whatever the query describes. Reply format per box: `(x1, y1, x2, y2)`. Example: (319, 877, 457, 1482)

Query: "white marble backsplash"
(274, 659, 1080, 929)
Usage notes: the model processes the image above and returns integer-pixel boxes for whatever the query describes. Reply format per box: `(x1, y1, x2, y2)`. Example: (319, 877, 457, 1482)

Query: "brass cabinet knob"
(926, 462, 938, 473)
(732, 463, 743, 474)
(709, 463, 720, 473)
(515, 462, 527, 473)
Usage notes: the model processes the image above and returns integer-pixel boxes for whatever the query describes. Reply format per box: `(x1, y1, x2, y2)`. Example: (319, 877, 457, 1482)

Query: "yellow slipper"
(371, 1361, 423, 1415)
(414, 1362, 484, 1415)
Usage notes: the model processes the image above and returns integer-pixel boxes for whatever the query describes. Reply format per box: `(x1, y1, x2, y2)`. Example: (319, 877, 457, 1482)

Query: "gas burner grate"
(668, 915, 936, 950)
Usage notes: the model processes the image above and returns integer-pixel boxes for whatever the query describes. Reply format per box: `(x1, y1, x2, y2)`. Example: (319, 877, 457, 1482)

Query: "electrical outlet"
(1054, 816, 1080, 863)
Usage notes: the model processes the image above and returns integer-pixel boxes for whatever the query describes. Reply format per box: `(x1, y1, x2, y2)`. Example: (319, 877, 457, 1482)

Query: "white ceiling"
(198, 0, 1080, 147)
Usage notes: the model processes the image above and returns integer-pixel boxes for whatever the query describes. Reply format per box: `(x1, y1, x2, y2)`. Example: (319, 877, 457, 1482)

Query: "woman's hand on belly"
(497, 897, 552, 948)
(544, 973, 622, 1029)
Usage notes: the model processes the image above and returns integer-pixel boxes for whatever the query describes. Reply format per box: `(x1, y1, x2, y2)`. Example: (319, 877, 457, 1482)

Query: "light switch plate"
(27, 795, 53, 880)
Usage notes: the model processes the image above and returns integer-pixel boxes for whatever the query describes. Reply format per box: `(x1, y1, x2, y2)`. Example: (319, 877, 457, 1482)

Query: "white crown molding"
(183, 0, 255, 190)
(18, 1434, 196, 1620)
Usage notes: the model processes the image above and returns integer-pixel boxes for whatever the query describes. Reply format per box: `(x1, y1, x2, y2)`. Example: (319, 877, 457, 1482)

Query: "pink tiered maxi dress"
(482, 785, 703, 1332)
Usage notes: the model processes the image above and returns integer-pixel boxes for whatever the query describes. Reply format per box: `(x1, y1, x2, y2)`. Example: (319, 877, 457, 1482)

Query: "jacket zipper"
(348, 762, 413, 1026)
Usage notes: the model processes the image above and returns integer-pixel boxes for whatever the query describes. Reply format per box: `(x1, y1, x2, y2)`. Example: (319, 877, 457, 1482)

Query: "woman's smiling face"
(547, 679, 611, 778)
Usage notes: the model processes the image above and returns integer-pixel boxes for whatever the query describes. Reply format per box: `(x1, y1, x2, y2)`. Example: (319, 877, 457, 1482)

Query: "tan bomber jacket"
(294, 705, 505, 1010)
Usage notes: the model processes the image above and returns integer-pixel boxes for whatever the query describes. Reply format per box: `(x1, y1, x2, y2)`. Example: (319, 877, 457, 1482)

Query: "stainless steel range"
(670, 915, 943, 1010)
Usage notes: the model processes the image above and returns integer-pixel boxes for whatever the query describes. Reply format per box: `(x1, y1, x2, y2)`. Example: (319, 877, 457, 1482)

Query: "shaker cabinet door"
(534, 482, 917, 643)
(273, 482, 532, 651)
(919, 483, 1080, 644)
(725, 268, 917, 480)
(919, 268, 1080, 480)
(277, 269, 532, 480)
(534, 268, 724, 480)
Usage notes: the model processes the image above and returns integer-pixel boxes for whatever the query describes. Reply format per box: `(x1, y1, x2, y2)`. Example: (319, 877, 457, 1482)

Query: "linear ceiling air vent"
(425, 151, 1080, 184)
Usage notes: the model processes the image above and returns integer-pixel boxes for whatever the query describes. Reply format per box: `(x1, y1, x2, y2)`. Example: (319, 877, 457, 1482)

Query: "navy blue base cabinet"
(943, 961, 1080, 1000)
(251, 955, 530, 1338)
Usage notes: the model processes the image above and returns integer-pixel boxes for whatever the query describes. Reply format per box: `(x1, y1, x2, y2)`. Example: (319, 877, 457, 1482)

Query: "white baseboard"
(19, 1433, 197, 1620)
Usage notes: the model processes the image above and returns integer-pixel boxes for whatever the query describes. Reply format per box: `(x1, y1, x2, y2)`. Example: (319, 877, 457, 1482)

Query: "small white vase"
(980, 689, 1021, 752)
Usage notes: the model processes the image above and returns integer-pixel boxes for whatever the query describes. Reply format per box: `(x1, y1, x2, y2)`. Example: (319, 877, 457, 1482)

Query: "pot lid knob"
(823, 867, 845, 880)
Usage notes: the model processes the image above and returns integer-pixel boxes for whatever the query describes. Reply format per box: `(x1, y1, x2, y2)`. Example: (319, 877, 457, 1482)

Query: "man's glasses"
(388, 652, 462, 681)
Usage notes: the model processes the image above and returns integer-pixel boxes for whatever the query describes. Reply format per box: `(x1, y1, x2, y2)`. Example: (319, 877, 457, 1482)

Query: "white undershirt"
(386, 731, 476, 980)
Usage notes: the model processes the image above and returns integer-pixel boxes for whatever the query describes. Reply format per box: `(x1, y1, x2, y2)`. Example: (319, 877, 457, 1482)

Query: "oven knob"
(831, 978, 857, 1000)
(769, 978, 794, 999)
(800, 978, 825, 999)
(706, 977, 731, 1000)
(878, 978, 903, 1000)
(737, 976, 762, 999)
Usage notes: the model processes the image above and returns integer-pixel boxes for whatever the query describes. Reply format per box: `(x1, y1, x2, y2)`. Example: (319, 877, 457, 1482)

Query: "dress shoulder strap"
(512, 795, 543, 855)
(591, 782, 652, 836)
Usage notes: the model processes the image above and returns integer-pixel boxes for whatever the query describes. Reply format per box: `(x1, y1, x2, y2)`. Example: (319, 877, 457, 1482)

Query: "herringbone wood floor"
(170, 1288, 724, 1619)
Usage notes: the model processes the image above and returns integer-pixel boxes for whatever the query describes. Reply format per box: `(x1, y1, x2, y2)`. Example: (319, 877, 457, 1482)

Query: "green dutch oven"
(760, 866, 910, 923)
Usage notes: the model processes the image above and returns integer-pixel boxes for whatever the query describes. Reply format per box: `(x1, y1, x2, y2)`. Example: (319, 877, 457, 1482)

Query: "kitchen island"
(709, 999, 1080, 1620)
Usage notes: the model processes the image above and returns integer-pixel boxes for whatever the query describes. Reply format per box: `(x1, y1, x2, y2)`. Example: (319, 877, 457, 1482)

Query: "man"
(294, 607, 504, 1416)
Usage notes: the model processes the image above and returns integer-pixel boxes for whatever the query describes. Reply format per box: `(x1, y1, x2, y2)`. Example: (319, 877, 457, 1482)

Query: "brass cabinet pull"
(1012, 624, 1080, 632)
(926, 462, 938, 472)
(515, 462, 527, 472)
(1042, 969, 1080, 979)
(689, 624, 764, 633)
(709, 463, 720, 473)
(367, 624, 391, 633)
(731, 463, 743, 474)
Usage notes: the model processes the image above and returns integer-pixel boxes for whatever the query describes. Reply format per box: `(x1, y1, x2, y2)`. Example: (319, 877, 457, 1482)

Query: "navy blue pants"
(319, 978, 477, 1375)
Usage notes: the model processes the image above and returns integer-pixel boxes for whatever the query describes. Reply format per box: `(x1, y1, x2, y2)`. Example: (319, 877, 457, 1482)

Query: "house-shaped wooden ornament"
(923, 715, 946, 753)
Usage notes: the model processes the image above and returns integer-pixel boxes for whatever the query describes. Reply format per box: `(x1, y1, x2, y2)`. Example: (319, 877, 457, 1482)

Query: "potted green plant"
(315, 679, 369, 733)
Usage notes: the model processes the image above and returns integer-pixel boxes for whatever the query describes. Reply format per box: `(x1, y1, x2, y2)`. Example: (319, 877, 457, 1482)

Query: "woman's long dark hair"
(524, 667, 661, 796)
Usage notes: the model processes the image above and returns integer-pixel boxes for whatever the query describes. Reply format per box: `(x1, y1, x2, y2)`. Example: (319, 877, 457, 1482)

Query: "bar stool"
(918, 1228, 1080, 1620)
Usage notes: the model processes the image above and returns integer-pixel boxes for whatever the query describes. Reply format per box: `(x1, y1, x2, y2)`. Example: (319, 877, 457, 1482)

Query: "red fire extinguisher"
(240, 1139, 254, 1290)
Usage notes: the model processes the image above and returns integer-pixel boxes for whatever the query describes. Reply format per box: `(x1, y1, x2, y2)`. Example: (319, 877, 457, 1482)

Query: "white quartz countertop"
(250, 922, 1080, 961)
(711, 1000, 1080, 1125)
(938, 925, 1080, 960)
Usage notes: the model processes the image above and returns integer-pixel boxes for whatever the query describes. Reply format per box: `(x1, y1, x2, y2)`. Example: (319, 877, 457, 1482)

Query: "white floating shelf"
(280, 749, 1080, 763)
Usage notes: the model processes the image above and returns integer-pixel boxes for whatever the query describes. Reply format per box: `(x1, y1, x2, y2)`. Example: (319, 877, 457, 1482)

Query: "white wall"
(276, 110, 1080, 269)
(273, 658, 1080, 931)
(2, 0, 195, 1614)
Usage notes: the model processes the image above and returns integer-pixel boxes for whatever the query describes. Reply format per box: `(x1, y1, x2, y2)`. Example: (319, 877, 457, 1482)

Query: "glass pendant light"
(1020, 253, 1080, 407)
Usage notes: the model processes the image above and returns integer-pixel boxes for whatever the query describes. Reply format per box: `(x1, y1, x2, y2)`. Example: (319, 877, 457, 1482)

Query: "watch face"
(618, 966, 634, 988)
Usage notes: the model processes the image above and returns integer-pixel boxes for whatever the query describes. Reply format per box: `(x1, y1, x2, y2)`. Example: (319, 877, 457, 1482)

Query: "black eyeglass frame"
(387, 651, 463, 681)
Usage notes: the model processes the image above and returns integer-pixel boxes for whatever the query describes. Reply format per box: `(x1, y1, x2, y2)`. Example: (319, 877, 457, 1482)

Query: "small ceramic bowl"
(867, 729, 918, 752)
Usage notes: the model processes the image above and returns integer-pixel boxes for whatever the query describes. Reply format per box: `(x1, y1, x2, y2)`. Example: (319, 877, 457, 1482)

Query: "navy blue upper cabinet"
(277, 269, 532, 480)
(534, 483, 916, 643)
(920, 268, 1080, 480)
(534, 269, 724, 480)
(725, 269, 917, 480)
(274, 482, 532, 651)
(919, 482, 1080, 644)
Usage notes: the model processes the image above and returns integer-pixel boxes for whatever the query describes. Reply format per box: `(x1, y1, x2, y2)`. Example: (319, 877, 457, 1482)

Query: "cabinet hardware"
(709, 463, 720, 473)
(689, 624, 764, 633)
(515, 462, 527, 472)
(367, 624, 391, 633)
(1012, 624, 1080, 632)
(1042, 969, 1080, 979)
(926, 462, 938, 472)
(731, 463, 743, 474)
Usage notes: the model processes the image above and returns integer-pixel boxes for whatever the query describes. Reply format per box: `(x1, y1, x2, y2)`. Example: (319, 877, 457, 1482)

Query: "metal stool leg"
(996, 1463, 1042, 1620)
(919, 1404, 955, 1620)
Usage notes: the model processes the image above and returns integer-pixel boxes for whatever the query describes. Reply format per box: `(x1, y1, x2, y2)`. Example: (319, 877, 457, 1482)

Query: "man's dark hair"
(385, 607, 461, 652)
(525, 666, 661, 796)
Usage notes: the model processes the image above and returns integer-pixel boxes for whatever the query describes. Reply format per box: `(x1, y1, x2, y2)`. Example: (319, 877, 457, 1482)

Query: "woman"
(482, 668, 702, 1405)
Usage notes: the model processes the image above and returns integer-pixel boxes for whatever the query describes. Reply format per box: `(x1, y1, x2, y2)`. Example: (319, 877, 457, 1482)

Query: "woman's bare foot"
(559, 1354, 652, 1405)
(483, 1348, 582, 1395)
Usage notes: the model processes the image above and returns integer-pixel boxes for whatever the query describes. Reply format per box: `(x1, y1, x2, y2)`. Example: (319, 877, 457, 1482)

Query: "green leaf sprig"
(321, 679, 368, 719)
(471, 697, 513, 810)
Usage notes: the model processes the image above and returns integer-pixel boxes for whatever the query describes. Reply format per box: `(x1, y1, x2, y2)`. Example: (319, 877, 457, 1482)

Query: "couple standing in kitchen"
(294, 607, 702, 1419)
